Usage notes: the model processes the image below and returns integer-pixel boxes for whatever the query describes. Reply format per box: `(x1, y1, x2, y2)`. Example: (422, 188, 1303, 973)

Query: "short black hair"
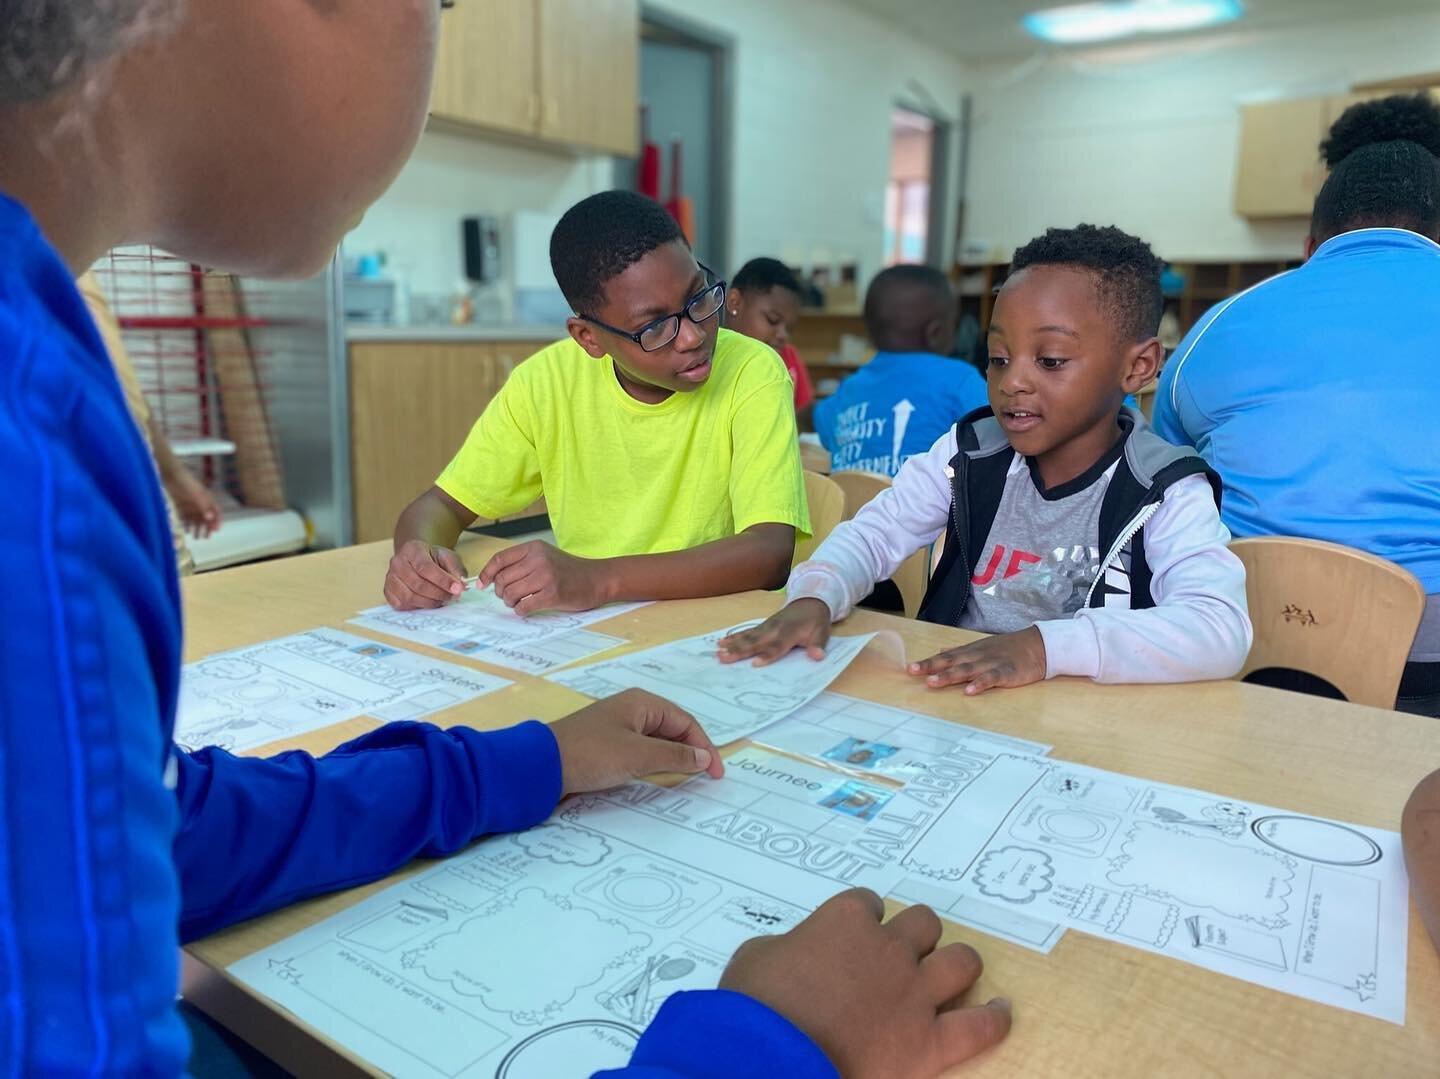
(1008, 224, 1163, 342)
(863, 264, 953, 350)
(549, 190, 686, 315)
(1311, 93, 1440, 242)
(1320, 92, 1440, 167)
(732, 257, 803, 297)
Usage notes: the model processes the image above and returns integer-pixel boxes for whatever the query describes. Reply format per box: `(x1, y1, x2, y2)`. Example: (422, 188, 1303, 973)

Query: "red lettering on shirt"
(973, 544, 1041, 585)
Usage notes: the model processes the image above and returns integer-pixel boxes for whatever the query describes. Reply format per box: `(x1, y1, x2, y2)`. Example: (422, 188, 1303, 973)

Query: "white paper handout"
(228, 786, 869, 1078)
(893, 753, 1409, 1022)
(176, 629, 510, 754)
(547, 624, 886, 745)
(748, 693, 1066, 953)
(351, 583, 646, 674)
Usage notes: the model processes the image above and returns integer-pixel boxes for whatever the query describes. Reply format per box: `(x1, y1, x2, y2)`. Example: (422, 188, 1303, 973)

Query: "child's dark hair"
(732, 257, 803, 297)
(863, 264, 953, 349)
(1009, 225, 1163, 342)
(1311, 93, 1440, 242)
(1320, 92, 1440, 167)
(550, 190, 686, 315)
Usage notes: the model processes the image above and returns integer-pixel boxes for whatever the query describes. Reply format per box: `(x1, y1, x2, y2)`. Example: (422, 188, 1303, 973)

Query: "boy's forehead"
(993, 265, 1105, 332)
(598, 241, 702, 320)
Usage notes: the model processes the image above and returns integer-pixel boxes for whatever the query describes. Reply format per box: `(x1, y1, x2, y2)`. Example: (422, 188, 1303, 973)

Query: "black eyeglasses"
(440, 0, 456, 8)
(579, 264, 727, 352)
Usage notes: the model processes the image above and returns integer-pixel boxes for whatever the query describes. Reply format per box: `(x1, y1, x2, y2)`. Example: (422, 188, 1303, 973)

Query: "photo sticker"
(821, 737, 899, 769)
(819, 780, 893, 821)
(350, 642, 398, 658)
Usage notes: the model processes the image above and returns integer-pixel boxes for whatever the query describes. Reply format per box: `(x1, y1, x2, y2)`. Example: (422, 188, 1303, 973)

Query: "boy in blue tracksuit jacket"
(0, 4, 1011, 1077)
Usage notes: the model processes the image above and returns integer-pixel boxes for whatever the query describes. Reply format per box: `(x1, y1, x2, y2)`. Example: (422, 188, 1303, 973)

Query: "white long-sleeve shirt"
(789, 430, 1253, 684)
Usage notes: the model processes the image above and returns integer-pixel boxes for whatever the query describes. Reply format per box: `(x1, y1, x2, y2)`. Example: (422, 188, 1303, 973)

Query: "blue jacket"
(0, 191, 835, 1078)
(814, 350, 988, 477)
(1154, 228, 1440, 594)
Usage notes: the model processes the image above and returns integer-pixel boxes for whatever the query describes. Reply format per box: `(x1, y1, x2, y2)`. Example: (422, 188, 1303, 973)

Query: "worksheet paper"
(228, 788, 868, 1078)
(748, 693, 1067, 952)
(546, 624, 889, 746)
(351, 584, 646, 675)
(892, 752, 1409, 1022)
(175, 629, 510, 754)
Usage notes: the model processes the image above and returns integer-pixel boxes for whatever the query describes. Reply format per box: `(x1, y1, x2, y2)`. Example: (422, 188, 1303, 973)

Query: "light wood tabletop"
(181, 536, 1440, 1078)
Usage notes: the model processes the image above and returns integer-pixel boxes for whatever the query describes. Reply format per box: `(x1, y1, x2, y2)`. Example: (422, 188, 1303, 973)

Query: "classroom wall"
(347, 2, 970, 305)
(964, 10, 1440, 261)
(626, 0, 973, 283)
(343, 131, 615, 300)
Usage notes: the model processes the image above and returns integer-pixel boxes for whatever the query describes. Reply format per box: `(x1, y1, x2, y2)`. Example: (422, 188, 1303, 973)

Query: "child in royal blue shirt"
(813, 265, 987, 476)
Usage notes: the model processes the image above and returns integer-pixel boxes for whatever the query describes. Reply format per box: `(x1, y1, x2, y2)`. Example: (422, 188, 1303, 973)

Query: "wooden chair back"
(830, 470, 931, 618)
(1230, 536, 1425, 709)
(794, 471, 846, 566)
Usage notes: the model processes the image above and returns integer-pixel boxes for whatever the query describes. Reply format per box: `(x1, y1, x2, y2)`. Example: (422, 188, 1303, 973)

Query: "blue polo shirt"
(814, 351, 988, 476)
(1154, 228, 1440, 602)
(0, 190, 834, 1077)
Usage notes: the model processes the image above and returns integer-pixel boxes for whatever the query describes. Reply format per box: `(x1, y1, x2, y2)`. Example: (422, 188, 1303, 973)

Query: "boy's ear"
(1120, 336, 1164, 393)
(567, 317, 609, 359)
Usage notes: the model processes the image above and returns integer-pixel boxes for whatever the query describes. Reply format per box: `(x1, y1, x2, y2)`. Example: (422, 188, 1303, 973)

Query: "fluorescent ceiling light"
(1023, 0, 1244, 45)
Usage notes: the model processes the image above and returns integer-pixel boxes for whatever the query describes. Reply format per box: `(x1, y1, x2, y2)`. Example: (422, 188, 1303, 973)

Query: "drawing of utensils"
(655, 897, 695, 928)
(631, 956, 696, 1023)
(578, 867, 626, 897)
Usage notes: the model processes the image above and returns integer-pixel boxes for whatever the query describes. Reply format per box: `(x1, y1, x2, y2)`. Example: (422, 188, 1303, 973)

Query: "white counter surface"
(346, 323, 565, 343)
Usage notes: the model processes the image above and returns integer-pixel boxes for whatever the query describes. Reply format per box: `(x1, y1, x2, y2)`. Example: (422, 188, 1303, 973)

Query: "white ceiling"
(835, 0, 1440, 61)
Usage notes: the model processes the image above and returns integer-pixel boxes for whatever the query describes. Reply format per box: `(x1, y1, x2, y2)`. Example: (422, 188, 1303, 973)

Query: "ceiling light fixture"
(1023, 0, 1244, 45)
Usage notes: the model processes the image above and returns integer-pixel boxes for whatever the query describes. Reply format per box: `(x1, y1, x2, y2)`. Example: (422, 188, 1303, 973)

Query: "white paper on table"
(175, 629, 511, 753)
(754, 692, 1053, 775)
(350, 583, 646, 673)
(742, 692, 1065, 953)
(546, 623, 893, 745)
(893, 752, 1409, 1022)
(228, 785, 878, 1078)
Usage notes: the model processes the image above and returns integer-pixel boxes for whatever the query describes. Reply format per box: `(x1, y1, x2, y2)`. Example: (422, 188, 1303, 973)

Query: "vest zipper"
(949, 498, 971, 628)
(1083, 502, 1160, 609)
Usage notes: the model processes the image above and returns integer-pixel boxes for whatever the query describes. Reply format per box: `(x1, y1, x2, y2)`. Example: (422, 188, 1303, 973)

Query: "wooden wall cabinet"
(349, 341, 545, 544)
(430, 0, 539, 139)
(1234, 89, 1440, 218)
(430, 0, 638, 156)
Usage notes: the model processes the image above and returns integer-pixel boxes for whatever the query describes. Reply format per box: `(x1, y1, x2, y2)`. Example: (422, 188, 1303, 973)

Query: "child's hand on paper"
(550, 689, 725, 794)
(479, 540, 608, 615)
(908, 626, 1047, 695)
(719, 889, 1011, 1078)
(384, 540, 467, 610)
(716, 598, 832, 666)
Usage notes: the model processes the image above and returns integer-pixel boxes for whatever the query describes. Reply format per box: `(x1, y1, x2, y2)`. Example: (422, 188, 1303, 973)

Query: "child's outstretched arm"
(1041, 472, 1251, 684)
(1404, 768, 1440, 956)
(719, 434, 955, 663)
(476, 523, 796, 613)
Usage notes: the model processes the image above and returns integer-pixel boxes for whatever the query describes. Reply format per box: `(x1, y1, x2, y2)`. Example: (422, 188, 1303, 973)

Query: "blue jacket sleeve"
(595, 990, 838, 1079)
(174, 719, 562, 942)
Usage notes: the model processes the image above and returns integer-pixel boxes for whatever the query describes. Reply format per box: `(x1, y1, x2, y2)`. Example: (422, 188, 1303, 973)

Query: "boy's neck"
(1031, 414, 1125, 491)
(612, 361, 674, 405)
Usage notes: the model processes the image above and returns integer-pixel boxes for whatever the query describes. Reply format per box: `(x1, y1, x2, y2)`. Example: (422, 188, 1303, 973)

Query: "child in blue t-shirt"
(813, 265, 987, 476)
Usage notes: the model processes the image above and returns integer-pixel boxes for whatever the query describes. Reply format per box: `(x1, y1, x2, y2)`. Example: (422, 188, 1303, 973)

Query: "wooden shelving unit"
(951, 257, 1302, 350)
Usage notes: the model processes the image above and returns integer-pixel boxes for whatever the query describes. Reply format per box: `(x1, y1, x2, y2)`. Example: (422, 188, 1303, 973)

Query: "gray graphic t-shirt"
(959, 452, 1119, 634)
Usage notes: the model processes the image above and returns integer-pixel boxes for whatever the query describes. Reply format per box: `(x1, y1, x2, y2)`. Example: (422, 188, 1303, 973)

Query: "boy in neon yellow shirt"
(386, 191, 810, 613)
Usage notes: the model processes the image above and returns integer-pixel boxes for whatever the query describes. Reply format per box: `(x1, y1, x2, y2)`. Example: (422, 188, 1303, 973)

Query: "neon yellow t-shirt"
(436, 328, 810, 559)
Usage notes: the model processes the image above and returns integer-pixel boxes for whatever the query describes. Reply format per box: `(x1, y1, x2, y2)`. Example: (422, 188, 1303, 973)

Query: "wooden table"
(182, 538, 1440, 1077)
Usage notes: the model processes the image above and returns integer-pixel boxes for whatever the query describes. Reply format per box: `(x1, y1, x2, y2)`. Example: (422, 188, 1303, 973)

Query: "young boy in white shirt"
(720, 224, 1252, 694)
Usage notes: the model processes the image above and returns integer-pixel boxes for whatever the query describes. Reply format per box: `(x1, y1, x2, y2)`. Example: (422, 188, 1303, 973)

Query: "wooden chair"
(794, 471, 845, 566)
(798, 438, 832, 475)
(829, 470, 932, 619)
(1230, 536, 1425, 710)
